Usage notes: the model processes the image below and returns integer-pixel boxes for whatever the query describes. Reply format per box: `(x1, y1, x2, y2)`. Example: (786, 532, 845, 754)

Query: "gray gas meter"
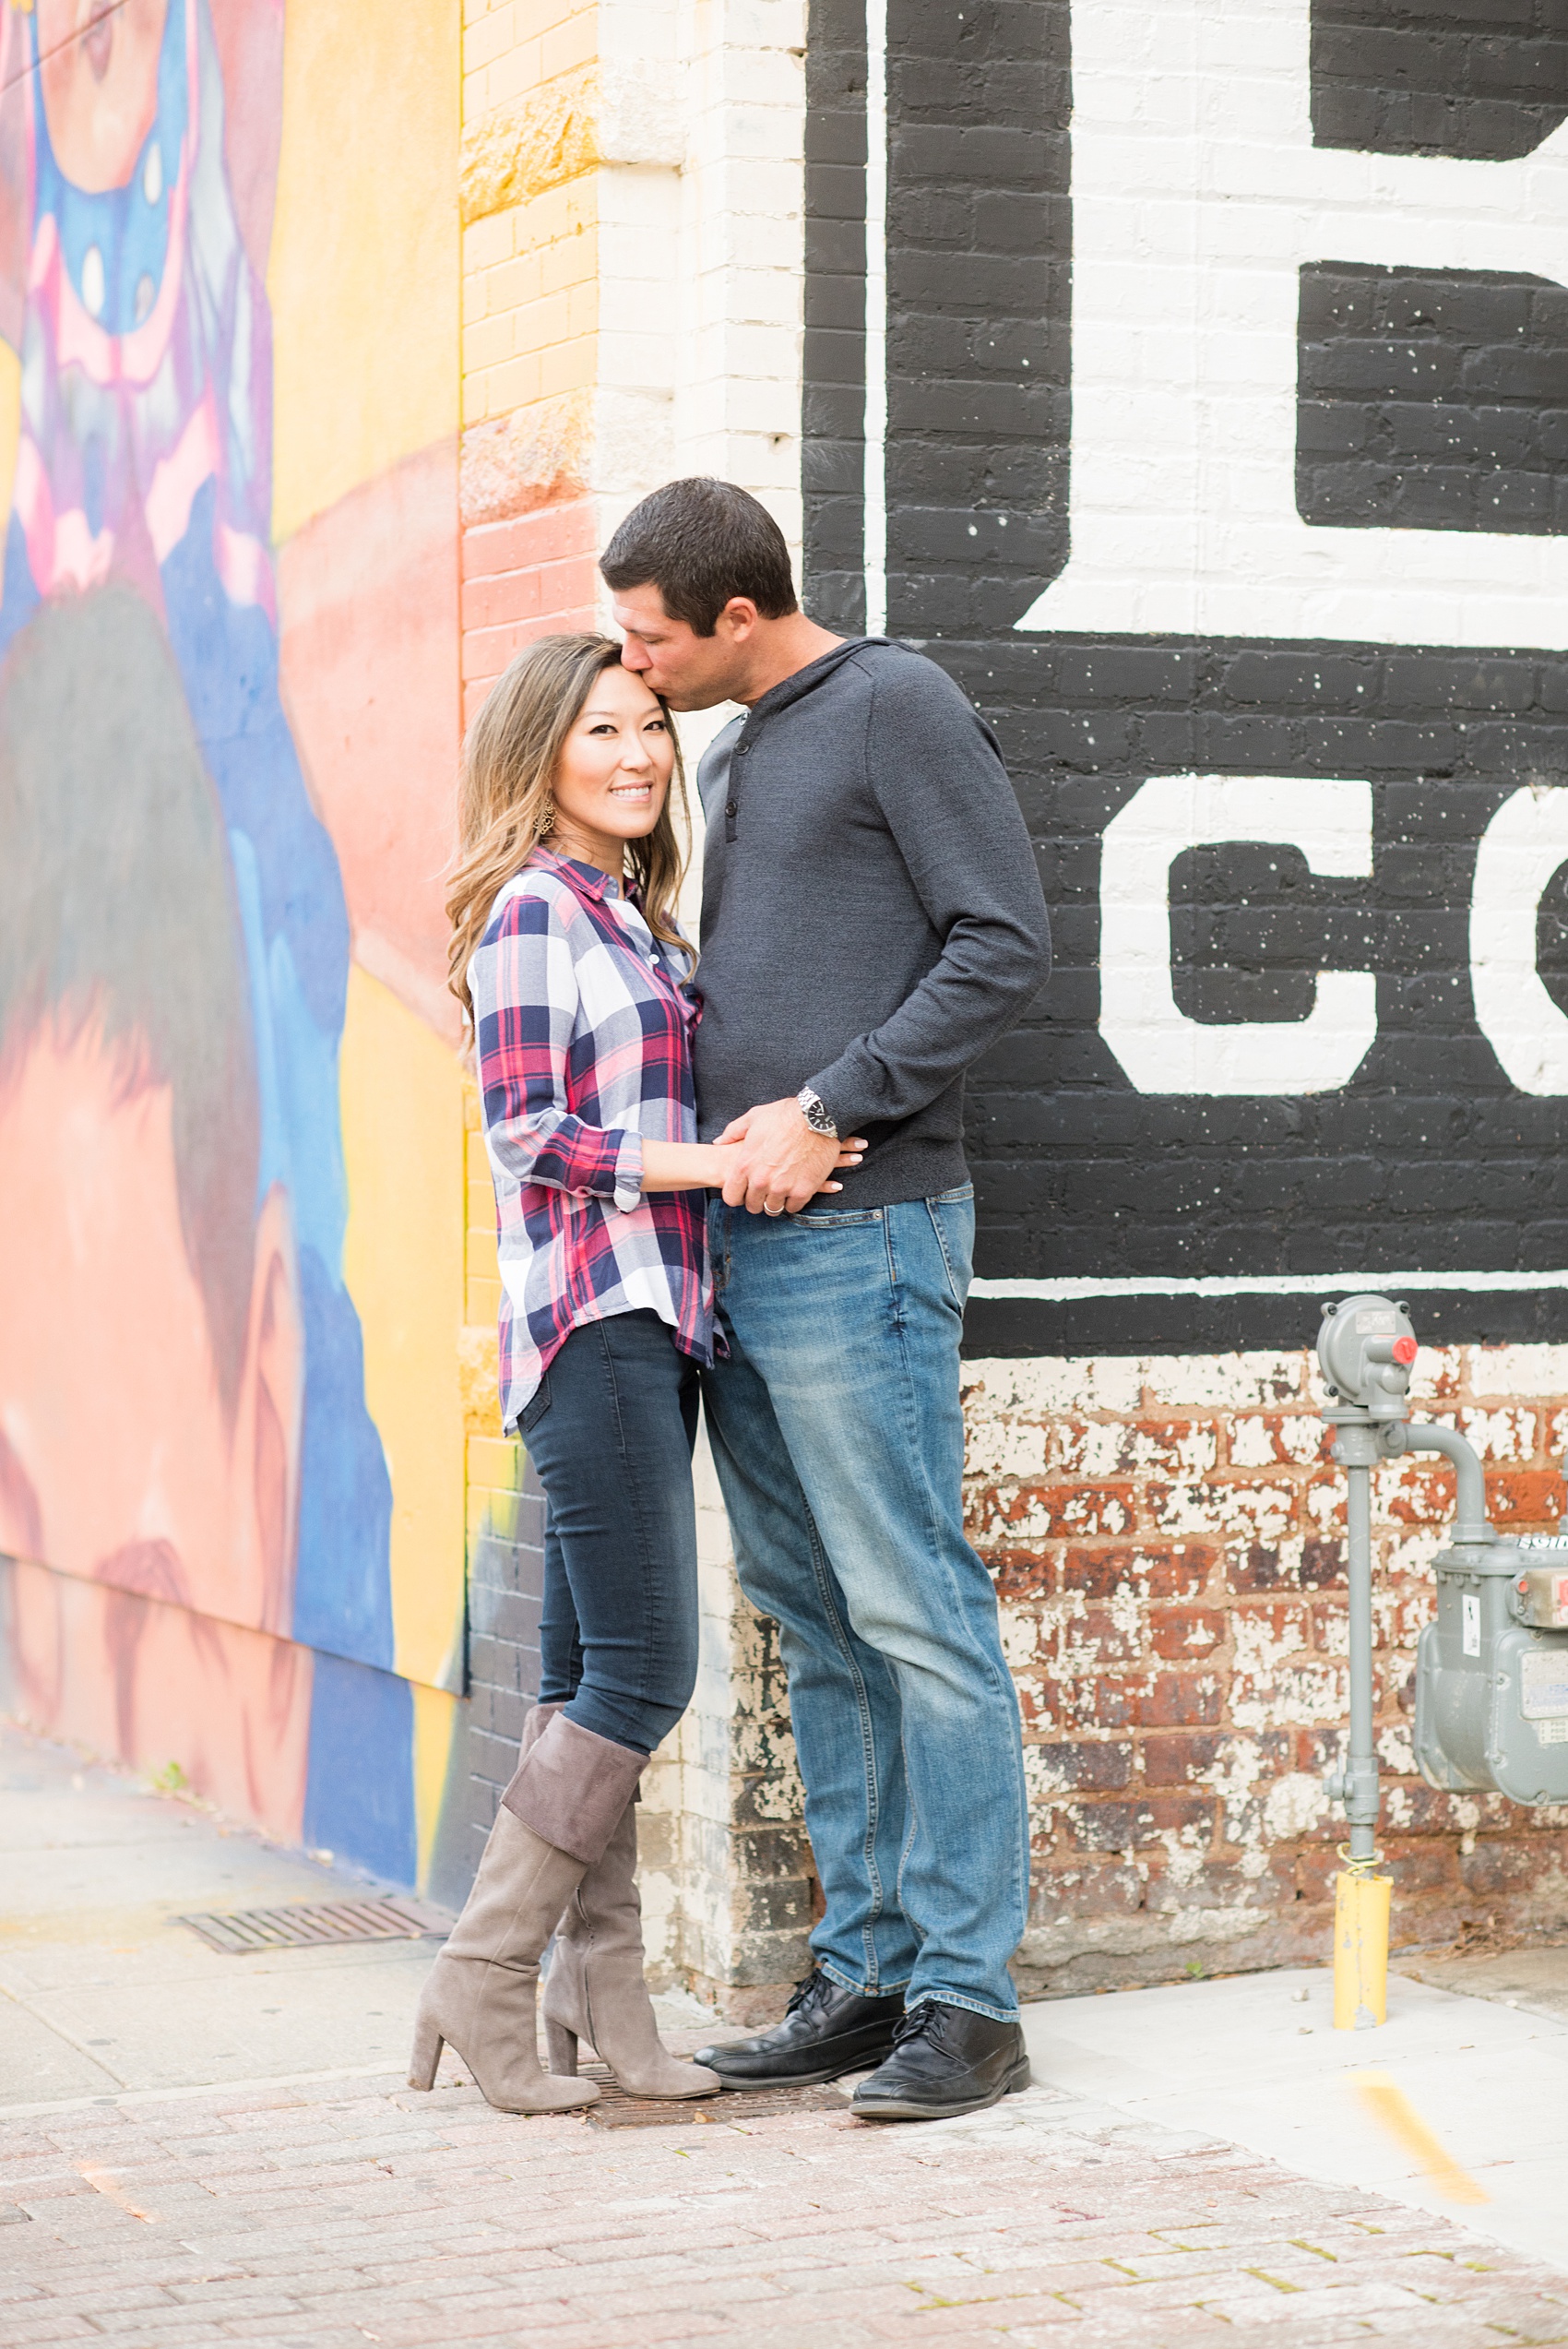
(1317, 1294, 1568, 1839)
(1415, 1532, 1568, 1807)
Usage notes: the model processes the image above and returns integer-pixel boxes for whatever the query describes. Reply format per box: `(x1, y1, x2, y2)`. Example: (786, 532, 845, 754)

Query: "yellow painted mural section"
(269, 0, 461, 543)
(339, 966, 468, 1697)
(411, 1681, 461, 1887)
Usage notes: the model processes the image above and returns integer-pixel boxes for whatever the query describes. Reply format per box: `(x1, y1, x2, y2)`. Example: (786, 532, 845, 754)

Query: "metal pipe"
(1346, 1460, 1377, 1865)
(1400, 1424, 1492, 1544)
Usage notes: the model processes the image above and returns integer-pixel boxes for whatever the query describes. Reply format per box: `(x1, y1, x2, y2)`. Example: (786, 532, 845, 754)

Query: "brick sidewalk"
(4, 2069, 1565, 2347)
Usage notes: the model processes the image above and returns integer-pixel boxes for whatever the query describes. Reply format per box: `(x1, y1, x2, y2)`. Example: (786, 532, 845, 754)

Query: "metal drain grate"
(177, 1897, 448, 1954)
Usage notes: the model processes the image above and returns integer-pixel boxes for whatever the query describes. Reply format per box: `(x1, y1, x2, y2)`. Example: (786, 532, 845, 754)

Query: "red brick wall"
(460, 495, 599, 725)
(960, 1345, 1568, 1996)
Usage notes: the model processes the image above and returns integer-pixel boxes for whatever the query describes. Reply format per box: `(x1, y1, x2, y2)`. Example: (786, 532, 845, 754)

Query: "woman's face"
(549, 664, 674, 863)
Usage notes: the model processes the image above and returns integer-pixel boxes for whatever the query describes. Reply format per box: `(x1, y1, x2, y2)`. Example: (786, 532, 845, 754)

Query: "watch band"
(796, 1085, 838, 1139)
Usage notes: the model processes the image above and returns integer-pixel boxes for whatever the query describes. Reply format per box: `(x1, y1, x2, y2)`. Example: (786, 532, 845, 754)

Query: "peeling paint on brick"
(965, 1345, 1568, 1997)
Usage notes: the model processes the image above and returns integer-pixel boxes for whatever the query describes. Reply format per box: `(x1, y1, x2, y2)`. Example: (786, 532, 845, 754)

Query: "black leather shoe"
(695, 1969, 905, 2087)
(849, 2000, 1030, 2122)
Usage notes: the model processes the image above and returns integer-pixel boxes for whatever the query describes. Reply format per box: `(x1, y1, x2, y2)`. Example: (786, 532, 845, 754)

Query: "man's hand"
(716, 1099, 866, 1214)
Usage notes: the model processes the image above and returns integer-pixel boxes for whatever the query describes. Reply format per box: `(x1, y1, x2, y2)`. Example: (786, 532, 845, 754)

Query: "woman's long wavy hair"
(445, 633, 691, 1035)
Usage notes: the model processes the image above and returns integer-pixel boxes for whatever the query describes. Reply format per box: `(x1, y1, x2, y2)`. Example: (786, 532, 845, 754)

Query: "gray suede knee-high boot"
(542, 1796, 721, 2100)
(409, 1711, 644, 2113)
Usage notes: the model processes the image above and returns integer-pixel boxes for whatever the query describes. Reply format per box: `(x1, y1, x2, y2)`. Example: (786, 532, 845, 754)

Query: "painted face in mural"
(0, 590, 314, 1836)
(547, 664, 676, 873)
(37, 0, 169, 193)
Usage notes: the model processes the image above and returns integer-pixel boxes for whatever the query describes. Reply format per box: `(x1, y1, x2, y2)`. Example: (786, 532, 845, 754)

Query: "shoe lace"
(891, 1998, 942, 2047)
(784, 1969, 829, 2019)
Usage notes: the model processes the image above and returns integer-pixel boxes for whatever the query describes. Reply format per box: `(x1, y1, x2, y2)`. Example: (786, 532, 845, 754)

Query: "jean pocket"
(926, 1192, 974, 1306)
(518, 1374, 552, 1434)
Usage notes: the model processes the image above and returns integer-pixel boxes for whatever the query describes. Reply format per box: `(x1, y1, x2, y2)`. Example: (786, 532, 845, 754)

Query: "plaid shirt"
(470, 850, 713, 1431)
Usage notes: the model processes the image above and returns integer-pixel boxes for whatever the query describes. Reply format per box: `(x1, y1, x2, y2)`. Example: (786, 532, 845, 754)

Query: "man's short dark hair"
(0, 586, 260, 1411)
(600, 478, 799, 636)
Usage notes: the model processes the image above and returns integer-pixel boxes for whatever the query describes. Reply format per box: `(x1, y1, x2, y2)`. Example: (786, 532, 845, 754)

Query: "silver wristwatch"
(796, 1086, 838, 1139)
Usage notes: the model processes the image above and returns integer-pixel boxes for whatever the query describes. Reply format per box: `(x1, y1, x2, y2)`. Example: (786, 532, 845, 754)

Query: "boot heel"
(1005, 2058, 1032, 2095)
(409, 2016, 444, 2091)
(544, 2018, 580, 2075)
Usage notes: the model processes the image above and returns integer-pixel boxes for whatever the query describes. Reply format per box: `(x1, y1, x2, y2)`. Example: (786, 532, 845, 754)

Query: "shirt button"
(725, 800, 737, 817)
(737, 742, 751, 755)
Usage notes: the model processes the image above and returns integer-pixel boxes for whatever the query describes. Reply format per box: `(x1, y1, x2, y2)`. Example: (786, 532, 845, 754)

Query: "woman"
(410, 634, 857, 2114)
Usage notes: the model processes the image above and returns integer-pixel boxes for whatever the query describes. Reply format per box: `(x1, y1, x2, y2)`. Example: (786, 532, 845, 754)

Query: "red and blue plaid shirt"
(470, 850, 713, 1430)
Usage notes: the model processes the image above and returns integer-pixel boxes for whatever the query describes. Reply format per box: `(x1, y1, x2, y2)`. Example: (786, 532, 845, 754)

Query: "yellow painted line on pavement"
(1349, 2070, 1489, 2204)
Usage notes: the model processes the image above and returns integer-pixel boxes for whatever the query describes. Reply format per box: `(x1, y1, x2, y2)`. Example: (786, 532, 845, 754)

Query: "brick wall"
(966, 1343, 1568, 1990)
(781, 0, 1568, 1999)
(1311, 1, 1568, 161)
(458, 0, 601, 725)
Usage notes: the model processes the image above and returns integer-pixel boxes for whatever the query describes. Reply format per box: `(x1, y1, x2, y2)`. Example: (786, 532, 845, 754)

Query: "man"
(602, 479, 1051, 2121)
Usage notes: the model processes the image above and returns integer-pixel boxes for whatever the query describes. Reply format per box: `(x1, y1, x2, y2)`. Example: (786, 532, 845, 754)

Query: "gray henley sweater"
(693, 638, 1051, 1207)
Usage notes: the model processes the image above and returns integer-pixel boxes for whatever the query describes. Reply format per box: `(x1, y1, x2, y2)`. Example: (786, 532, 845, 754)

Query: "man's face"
(0, 1017, 311, 1832)
(612, 583, 755, 710)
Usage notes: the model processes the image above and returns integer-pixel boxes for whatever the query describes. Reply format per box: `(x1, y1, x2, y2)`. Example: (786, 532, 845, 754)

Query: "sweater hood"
(742, 636, 898, 722)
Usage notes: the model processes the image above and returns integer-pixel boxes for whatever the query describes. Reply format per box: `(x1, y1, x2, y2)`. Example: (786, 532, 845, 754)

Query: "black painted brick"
(1298, 264, 1568, 535)
(1312, 2, 1568, 161)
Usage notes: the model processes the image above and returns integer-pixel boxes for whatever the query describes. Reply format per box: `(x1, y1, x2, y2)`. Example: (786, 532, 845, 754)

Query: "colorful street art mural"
(0, 0, 467, 1890)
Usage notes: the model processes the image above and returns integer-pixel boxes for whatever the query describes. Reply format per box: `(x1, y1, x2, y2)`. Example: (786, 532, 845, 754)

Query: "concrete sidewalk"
(4, 1722, 1567, 2347)
(1026, 1963, 1568, 2270)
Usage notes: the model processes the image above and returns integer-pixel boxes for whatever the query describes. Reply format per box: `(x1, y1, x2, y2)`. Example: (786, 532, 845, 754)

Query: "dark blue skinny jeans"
(521, 1308, 701, 1757)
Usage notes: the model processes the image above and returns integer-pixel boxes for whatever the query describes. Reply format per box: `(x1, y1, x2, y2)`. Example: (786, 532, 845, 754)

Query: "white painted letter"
(1470, 787, 1568, 1095)
(1020, 0, 1568, 648)
(1099, 775, 1376, 1094)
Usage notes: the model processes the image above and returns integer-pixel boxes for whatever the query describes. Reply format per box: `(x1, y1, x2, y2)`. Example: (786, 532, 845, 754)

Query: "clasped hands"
(712, 1098, 867, 1216)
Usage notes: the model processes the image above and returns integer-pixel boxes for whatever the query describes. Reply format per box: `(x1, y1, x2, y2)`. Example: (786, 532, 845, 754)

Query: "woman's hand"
(639, 1138, 866, 1195)
(707, 1138, 866, 1198)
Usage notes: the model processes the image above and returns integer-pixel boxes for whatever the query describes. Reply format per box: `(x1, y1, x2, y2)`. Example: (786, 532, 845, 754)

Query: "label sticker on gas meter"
(1462, 1594, 1481, 1656)
(1521, 1652, 1568, 1719)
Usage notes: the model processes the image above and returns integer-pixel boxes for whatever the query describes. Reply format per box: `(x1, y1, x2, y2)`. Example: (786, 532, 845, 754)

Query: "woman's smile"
(545, 662, 675, 876)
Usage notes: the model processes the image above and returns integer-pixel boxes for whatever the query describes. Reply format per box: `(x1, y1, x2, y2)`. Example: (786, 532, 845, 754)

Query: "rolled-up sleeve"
(471, 891, 646, 1210)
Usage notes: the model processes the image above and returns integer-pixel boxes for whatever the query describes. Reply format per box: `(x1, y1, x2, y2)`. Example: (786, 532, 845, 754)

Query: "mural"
(0, 0, 466, 1887)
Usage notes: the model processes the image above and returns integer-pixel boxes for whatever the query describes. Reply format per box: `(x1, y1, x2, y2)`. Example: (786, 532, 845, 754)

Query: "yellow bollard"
(1333, 1862, 1392, 2030)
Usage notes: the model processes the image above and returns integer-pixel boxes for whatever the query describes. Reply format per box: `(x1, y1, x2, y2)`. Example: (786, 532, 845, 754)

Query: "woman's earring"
(535, 798, 556, 844)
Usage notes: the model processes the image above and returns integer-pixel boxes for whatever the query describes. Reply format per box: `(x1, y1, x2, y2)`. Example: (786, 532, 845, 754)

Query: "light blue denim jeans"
(702, 1186, 1028, 2022)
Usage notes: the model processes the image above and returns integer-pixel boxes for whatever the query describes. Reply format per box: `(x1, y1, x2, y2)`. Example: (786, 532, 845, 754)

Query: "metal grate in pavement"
(577, 2063, 850, 2128)
(176, 1897, 449, 1954)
